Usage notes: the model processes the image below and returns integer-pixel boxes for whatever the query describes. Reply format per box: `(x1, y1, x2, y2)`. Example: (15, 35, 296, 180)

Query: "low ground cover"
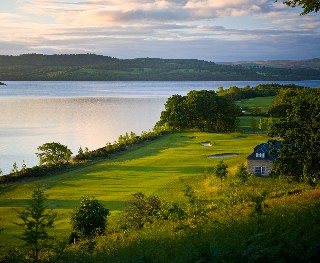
(1, 131, 319, 262)
(61, 189, 320, 263)
(0, 132, 267, 254)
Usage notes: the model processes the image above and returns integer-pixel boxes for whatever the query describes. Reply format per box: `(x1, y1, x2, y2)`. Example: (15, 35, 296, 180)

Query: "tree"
(217, 86, 224, 93)
(214, 161, 228, 188)
(36, 142, 72, 166)
(158, 94, 188, 131)
(268, 89, 300, 117)
(14, 185, 57, 263)
(258, 118, 267, 134)
(269, 90, 320, 180)
(276, 0, 320, 15)
(215, 96, 241, 132)
(183, 184, 209, 237)
(158, 90, 240, 132)
(20, 160, 27, 174)
(267, 117, 274, 133)
(71, 196, 109, 238)
(123, 192, 163, 229)
(235, 163, 249, 183)
(220, 86, 242, 101)
(78, 146, 84, 158)
(185, 90, 218, 130)
(11, 162, 19, 175)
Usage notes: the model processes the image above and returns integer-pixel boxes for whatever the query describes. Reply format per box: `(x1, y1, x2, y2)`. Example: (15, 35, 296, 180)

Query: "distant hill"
(218, 58, 320, 70)
(0, 54, 319, 81)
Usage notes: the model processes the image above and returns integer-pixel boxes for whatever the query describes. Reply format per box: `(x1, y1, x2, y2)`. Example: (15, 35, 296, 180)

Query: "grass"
(1, 131, 319, 262)
(235, 96, 279, 132)
(0, 132, 268, 254)
(235, 96, 275, 114)
(238, 116, 271, 132)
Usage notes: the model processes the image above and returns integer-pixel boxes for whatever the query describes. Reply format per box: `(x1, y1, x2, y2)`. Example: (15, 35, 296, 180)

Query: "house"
(246, 141, 281, 176)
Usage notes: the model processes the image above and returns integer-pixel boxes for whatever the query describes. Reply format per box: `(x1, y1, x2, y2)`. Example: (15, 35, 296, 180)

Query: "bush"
(71, 196, 110, 238)
(122, 192, 163, 229)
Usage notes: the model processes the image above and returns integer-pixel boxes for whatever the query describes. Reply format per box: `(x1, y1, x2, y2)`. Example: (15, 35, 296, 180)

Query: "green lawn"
(238, 115, 273, 132)
(236, 96, 278, 132)
(235, 96, 275, 114)
(0, 132, 269, 253)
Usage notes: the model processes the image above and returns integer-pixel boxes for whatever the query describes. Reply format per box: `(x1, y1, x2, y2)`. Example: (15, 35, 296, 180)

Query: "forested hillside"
(1, 54, 319, 81)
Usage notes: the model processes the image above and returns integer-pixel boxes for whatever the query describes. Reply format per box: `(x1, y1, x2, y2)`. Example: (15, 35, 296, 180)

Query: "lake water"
(1, 80, 319, 175)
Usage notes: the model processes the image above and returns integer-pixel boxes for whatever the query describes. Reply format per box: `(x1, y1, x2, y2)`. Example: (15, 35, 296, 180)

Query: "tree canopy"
(276, 0, 320, 15)
(268, 88, 319, 117)
(269, 89, 320, 180)
(71, 196, 110, 238)
(217, 83, 308, 102)
(36, 142, 72, 166)
(157, 90, 241, 132)
(123, 192, 163, 229)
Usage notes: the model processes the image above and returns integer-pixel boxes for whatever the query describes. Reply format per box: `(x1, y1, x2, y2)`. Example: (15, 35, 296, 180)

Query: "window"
(256, 152, 265, 158)
(255, 166, 266, 176)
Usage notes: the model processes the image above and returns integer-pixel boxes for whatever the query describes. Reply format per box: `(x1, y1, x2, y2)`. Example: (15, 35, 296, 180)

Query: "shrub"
(123, 192, 163, 229)
(71, 196, 110, 238)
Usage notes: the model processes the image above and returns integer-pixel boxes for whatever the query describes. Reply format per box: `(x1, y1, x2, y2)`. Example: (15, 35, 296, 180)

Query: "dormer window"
(256, 152, 265, 158)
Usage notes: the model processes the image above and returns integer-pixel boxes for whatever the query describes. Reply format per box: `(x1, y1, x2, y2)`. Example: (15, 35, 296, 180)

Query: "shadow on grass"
(75, 164, 207, 181)
(0, 199, 127, 211)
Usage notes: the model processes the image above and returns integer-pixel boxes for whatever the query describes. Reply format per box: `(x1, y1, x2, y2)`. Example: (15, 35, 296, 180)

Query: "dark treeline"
(268, 87, 320, 117)
(157, 84, 310, 132)
(1, 54, 320, 81)
(217, 83, 309, 101)
(269, 88, 320, 180)
(157, 90, 241, 132)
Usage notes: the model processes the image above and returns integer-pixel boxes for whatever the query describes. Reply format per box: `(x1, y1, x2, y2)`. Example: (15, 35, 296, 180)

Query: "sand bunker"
(201, 141, 213, 147)
(207, 153, 238, 158)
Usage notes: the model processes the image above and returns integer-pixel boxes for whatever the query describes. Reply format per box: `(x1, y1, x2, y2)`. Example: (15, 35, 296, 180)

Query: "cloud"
(1, 20, 318, 61)
(1, 0, 318, 61)
(17, 0, 279, 25)
(1, 32, 319, 62)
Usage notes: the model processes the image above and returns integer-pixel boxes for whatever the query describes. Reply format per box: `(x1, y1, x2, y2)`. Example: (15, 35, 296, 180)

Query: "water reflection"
(0, 97, 165, 174)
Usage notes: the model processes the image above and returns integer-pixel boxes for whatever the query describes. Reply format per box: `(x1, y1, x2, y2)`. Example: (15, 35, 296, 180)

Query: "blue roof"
(247, 141, 281, 161)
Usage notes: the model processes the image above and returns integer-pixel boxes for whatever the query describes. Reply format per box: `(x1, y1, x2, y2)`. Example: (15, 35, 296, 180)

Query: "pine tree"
(14, 185, 57, 262)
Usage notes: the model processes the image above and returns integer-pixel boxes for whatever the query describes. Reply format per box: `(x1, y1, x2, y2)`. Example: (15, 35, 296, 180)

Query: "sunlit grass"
(0, 132, 269, 253)
(235, 96, 275, 114)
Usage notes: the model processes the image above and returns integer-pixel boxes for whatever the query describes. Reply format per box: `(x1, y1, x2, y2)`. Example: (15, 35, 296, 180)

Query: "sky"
(0, 0, 319, 62)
